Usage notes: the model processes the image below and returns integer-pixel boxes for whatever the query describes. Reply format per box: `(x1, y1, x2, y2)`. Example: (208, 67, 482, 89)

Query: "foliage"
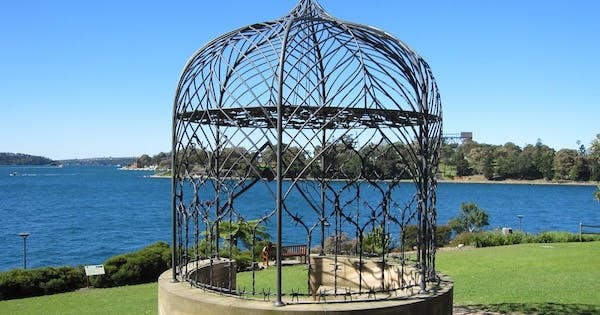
(60, 157, 135, 166)
(362, 226, 392, 255)
(435, 225, 453, 246)
(0, 243, 169, 300)
(0, 266, 85, 300)
(132, 151, 171, 169)
(451, 230, 600, 248)
(195, 220, 272, 271)
(400, 224, 452, 249)
(218, 247, 253, 272)
(449, 202, 489, 233)
(594, 186, 600, 202)
(439, 137, 600, 182)
(90, 242, 170, 288)
(217, 219, 270, 250)
(323, 232, 358, 255)
(139, 133, 600, 181)
(589, 134, 600, 181)
(0, 152, 56, 165)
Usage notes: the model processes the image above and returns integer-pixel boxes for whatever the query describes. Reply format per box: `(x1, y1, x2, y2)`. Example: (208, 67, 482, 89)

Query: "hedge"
(90, 241, 171, 288)
(0, 241, 171, 300)
(0, 266, 85, 300)
(450, 230, 600, 248)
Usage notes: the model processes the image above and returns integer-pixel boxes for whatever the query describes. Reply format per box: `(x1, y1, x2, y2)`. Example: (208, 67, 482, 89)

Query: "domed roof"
(174, 0, 441, 131)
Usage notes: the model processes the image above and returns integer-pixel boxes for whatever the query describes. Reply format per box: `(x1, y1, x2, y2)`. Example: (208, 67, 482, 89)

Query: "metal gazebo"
(171, 0, 442, 306)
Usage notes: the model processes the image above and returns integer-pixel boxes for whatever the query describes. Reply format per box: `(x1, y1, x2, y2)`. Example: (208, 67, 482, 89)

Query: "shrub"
(91, 241, 171, 288)
(435, 225, 453, 246)
(534, 231, 580, 243)
(0, 266, 85, 300)
(451, 230, 600, 248)
(219, 246, 253, 271)
(362, 226, 392, 255)
(449, 202, 490, 233)
(449, 231, 479, 247)
(400, 224, 452, 249)
(324, 233, 358, 255)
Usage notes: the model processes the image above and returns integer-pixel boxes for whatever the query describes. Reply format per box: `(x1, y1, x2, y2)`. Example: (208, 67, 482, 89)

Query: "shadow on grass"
(459, 303, 600, 315)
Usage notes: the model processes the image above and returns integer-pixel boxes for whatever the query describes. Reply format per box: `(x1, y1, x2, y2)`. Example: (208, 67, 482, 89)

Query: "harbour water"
(1, 165, 598, 272)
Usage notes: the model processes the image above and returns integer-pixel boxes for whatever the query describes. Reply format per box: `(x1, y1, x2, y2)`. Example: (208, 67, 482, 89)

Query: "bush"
(91, 241, 171, 288)
(219, 247, 253, 272)
(435, 225, 453, 246)
(324, 233, 358, 255)
(451, 230, 600, 248)
(400, 224, 452, 249)
(0, 266, 85, 300)
(534, 231, 580, 243)
(449, 202, 489, 233)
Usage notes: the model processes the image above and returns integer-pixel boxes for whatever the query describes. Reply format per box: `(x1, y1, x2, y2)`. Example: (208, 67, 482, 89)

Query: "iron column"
(18, 232, 30, 270)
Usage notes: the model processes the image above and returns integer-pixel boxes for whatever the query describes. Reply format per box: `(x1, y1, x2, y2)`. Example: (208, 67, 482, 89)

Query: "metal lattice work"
(171, 0, 442, 305)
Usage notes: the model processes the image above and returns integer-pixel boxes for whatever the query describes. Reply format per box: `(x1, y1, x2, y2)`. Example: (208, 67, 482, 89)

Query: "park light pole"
(18, 232, 30, 270)
(517, 215, 524, 231)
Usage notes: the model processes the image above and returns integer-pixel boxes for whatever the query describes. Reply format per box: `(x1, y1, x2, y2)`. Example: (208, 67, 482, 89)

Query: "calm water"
(0, 165, 598, 272)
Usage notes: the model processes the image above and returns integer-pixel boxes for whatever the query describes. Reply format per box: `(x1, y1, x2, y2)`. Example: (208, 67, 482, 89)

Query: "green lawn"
(2, 242, 599, 315)
(237, 264, 308, 295)
(436, 241, 600, 314)
(0, 283, 157, 315)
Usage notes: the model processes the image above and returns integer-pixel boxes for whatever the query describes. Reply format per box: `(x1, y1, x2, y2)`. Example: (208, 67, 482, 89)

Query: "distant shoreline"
(439, 175, 599, 186)
(149, 173, 599, 187)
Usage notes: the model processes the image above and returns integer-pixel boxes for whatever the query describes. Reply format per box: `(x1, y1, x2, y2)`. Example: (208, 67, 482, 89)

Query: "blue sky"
(1, 0, 598, 160)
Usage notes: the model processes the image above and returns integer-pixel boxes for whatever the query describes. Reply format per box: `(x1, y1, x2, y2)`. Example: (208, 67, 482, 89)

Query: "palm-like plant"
(218, 219, 270, 249)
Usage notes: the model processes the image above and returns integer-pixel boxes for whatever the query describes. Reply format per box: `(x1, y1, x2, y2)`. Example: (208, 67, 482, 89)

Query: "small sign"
(84, 264, 105, 276)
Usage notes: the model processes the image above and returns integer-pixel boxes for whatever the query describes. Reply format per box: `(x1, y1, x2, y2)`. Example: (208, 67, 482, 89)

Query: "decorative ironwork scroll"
(171, 0, 442, 305)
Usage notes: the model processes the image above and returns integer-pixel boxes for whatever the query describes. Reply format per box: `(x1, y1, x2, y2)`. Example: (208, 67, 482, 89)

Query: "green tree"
(218, 219, 270, 250)
(465, 143, 495, 177)
(453, 151, 472, 176)
(532, 140, 555, 180)
(570, 156, 590, 181)
(594, 186, 600, 202)
(495, 142, 522, 179)
(553, 149, 578, 180)
(589, 134, 600, 181)
(449, 202, 490, 233)
(362, 226, 392, 255)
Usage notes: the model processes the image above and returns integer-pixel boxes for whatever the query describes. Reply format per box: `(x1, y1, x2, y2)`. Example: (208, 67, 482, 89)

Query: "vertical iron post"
(18, 232, 30, 270)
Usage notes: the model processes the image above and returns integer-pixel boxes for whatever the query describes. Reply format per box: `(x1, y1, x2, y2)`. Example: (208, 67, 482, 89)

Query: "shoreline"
(439, 175, 599, 186)
(150, 173, 599, 187)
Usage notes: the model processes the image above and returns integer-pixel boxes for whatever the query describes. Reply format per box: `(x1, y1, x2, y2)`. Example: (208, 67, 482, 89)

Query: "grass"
(236, 264, 308, 295)
(2, 242, 599, 314)
(0, 283, 157, 315)
(436, 241, 600, 314)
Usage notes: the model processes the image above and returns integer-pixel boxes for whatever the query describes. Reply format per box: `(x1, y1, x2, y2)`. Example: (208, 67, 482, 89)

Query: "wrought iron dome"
(174, 0, 441, 130)
(171, 0, 443, 307)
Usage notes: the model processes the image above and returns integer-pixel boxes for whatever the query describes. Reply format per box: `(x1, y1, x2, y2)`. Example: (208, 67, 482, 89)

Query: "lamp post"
(517, 215, 524, 231)
(18, 232, 30, 270)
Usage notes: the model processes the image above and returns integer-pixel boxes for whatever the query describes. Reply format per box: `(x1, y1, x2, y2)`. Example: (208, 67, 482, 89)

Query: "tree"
(362, 226, 392, 255)
(553, 149, 578, 180)
(218, 219, 270, 250)
(495, 142, 522, 179)
(589, 134, 600, 181)
(449, 202, 490, 233)
(465, 144, 495, 178)
(595, 186, 600, 202)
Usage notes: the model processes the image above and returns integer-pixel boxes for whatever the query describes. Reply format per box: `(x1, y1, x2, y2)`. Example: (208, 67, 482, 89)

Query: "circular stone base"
(158, 269, 453, 315)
